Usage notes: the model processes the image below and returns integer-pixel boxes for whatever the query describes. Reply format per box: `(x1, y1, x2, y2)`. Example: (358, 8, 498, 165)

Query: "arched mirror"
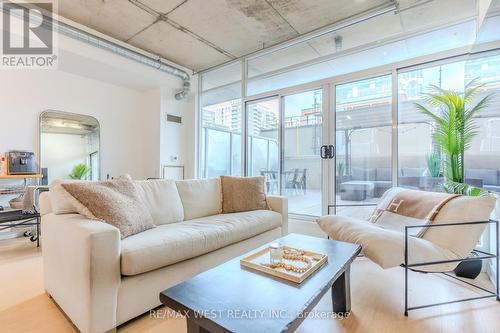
(40, 111, 100, 184)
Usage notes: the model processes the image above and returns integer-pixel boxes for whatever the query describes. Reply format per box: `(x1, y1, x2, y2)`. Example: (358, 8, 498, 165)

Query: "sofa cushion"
(176, 178, 222, 220)
(134, 179, 184, 225)
(49, 179, 85, 214)
(221, 176, 269, 213)
(120, 210, 282, 275)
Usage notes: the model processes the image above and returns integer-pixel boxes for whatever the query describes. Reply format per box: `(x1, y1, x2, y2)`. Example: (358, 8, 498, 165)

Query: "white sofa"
(40, 178, 288, 333)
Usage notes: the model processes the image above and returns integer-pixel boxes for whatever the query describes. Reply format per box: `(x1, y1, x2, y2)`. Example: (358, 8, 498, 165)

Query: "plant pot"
(454, 251, 482, 279)
(420, 176, 444, 191)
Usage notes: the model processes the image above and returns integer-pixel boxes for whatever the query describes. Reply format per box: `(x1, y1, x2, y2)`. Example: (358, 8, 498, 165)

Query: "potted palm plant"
(415, 79, 492, 195)
(415, 79, 493, 279)
(69, 163, 91, 180)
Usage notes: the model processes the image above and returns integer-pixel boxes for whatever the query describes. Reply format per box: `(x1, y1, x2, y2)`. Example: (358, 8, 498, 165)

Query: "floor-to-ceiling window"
(197, 1, 500, 221)
(398, 61, 465, 190)
(282, 89, 323, 216)
(464, 54, 500, 193)
(246, 98, 280, 183)
(397, 54, 500, 193)
(200, 62, 242, 178)
(335, 75, 392, 219)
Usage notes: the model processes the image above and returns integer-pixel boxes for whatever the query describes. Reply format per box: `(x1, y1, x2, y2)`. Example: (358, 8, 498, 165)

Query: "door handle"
(320, 145, 328, 159)
(328, 145, 335, 159)
(320, 145, 335, 159)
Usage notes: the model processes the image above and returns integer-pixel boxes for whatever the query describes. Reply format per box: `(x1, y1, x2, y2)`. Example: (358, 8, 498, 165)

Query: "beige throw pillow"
(176, 178, 222, 220)
(61, 178, 155, 239)
(221, 176, 269, 213)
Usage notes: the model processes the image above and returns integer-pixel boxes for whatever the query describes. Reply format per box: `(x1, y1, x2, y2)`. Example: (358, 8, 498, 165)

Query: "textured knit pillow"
(61, 177, 155, 239)
(221, 176, 269, 213)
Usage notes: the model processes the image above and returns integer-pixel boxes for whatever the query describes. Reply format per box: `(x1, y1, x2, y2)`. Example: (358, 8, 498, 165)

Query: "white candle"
(269, 243, 283, 265)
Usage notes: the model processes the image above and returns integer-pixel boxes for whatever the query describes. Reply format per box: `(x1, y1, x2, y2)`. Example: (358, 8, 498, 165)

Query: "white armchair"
(318, 188, 498, 315)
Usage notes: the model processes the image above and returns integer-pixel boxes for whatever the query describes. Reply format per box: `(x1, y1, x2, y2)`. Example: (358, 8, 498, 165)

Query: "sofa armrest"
(39, 191, 52, 216)
(267, 195, 288, 235)
(42, 213, 121, 333)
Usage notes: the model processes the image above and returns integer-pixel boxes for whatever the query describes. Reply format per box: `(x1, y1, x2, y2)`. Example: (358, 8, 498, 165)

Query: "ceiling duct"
(57, 22, 192, 100)
(3, 3, 191, 100)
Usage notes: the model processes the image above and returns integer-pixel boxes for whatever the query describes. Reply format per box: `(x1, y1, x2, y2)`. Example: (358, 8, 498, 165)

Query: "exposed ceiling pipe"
(3, 3, 191, 100)
(56, 21, 192, 100)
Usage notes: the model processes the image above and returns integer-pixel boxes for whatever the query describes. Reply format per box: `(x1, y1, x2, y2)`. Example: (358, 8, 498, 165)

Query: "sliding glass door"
(281, 89, 323, 216)
(333, 75, 393, 219)
(245, 89, 325, 217)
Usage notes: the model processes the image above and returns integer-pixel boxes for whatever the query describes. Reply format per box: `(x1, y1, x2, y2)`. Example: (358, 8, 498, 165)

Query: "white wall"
(159, 82, 197, 179)
(0, 28, 196, 181)
(0, 69, 150, 179)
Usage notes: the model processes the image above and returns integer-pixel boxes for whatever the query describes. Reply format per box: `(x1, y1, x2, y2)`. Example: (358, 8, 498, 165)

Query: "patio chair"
(260, 170, 279, 194)
(317, 187, 499, 315)
(285, 168, 307, 195)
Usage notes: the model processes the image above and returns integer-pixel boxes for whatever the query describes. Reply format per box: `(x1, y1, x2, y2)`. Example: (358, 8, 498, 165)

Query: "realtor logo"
(1, 1, 58, 68)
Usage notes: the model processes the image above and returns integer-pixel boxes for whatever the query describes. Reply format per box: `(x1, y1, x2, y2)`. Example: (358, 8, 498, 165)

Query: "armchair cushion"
(317, 215, 460, 272)
(426, 195, 496, 258)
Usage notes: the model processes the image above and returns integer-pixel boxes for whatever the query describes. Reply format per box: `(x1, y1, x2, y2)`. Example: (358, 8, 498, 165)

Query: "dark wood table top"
(160, 233, 361, 333)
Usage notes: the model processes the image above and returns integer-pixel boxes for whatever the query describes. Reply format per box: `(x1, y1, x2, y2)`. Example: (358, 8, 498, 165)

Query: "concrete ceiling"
(244, 0, 479, 77)
(54, 0, 393, 71)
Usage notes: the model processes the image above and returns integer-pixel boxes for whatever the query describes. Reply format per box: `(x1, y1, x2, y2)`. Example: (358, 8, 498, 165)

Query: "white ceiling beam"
(477, 0, 493, 31)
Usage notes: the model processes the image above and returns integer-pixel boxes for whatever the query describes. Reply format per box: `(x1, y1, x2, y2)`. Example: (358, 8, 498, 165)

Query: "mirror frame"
(39, 110, 101, 182)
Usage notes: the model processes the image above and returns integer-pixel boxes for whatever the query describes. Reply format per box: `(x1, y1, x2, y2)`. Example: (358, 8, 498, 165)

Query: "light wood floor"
(1, 237, 500, 333)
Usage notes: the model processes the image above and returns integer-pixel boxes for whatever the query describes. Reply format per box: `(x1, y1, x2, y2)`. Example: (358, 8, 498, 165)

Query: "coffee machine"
(7, 151, 37, 175)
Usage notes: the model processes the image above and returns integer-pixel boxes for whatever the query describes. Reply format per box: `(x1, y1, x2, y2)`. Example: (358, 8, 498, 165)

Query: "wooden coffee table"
(160, 233, 361, 333)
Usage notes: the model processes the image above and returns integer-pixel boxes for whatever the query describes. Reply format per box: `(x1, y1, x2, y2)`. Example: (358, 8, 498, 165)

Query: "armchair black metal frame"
(404, 219, 499, 316)
(326, 204, 499, 316)
(327, 203, 378, 215)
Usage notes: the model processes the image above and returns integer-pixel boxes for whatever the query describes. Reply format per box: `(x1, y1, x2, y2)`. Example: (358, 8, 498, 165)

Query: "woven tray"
(240, 246, 327, 283)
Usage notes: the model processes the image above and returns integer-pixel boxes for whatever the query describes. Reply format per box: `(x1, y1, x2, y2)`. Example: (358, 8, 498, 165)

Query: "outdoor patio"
(284, 189, 378, 220)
